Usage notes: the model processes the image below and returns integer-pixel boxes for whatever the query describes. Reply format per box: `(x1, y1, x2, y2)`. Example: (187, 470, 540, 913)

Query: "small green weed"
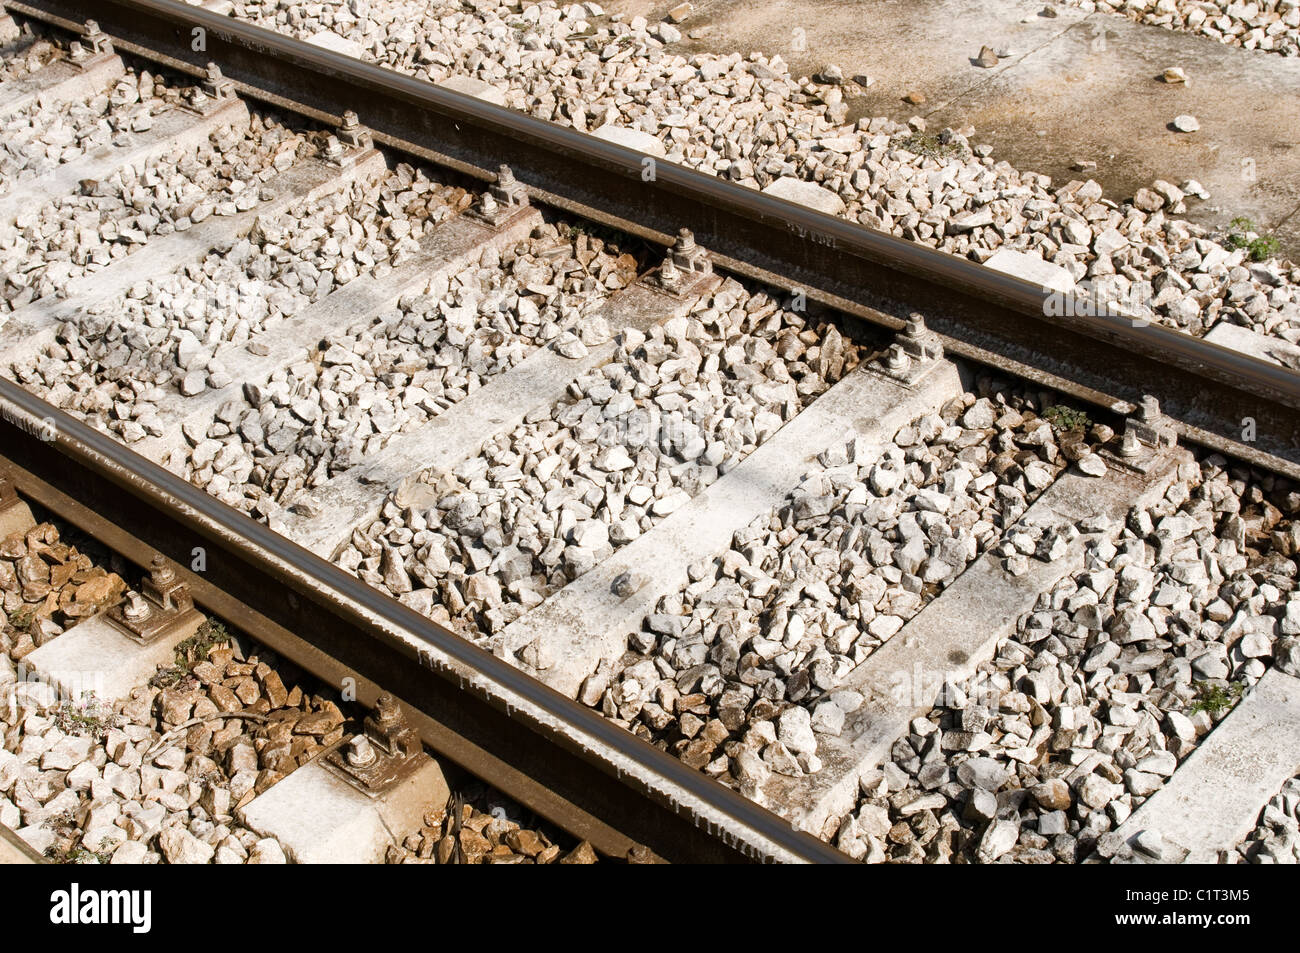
(50, 842, 118, 865)
(1225, 217, 1281, 262)
(151, 619, 232, 688)
(1189, 680, 1244, 718)
(898, 132, 968, 161)
(52, 692, 117, 740)
(7, 605, 35, 632)
(1043, 404, 1092, 434)
(173, 619, 231, 668)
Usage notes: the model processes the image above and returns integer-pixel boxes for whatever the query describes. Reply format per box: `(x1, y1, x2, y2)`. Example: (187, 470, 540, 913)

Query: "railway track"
(0, 1, 1297, 866)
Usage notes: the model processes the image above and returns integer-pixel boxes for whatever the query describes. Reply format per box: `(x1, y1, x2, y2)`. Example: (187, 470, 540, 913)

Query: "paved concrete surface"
(1114, 667, 1300, 863)
(610, 0, 1300, 257)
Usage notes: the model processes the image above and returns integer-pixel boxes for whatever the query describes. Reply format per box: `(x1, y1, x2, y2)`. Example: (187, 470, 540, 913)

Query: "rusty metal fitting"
(367, 692, 422, 760)
(470, 165, 529, 226)
(323, 692, 425, 796)
(121, 592, 152, 623)
(897, 312, 942, 363)
(344, 734, 377, 768)
(669, 227, 711, 276)
(201, 63, 236, 101)
(649, 253, 684, 294)
(79, 19, 113, 57)
(1123, 393, 1177, 450)
(884, 343, 910, 371)
(105, 554, 202, 644)
(1119, 428, 1142, 458)
(320, 134, 345, 163)
(491, 164, 527, 206)
(336, 109, 372, 150)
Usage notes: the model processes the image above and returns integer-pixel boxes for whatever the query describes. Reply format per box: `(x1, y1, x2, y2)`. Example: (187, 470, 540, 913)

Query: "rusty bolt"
(150, 555, 175, 588)
(122, 592, 152, 622)
(345, 734, 377, 768)
(1120, 428, 1141, 457)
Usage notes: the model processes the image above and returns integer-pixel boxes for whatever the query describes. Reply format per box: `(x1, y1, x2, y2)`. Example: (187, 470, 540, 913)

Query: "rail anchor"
(874, 313, 944, 384)
(646, 228, 712, 296)
(323, 692, 427, 797)
(68, 19, 113, 66)
(1105, 394, 1178, 473)
(105, 554, 203, 645)
(467, 164, 531, 227)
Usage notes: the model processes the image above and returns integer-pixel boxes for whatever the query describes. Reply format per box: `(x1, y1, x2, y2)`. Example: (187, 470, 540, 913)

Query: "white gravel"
(833, 454, 1299, 863)
(177, 220, 640, 518)
(1066, 0, 1300, 56)
(0, 38, 58, 84)
(339, 278, 864, 638)
(583, 381, 1094, 781)
(1232, 773, 1300, 862)
(9, 164, 466, 444)
(1, 70, 182, 197)
(1, 522, 298, 864)
(225, 0, 1300, 343)
(0, 110, 296, 312)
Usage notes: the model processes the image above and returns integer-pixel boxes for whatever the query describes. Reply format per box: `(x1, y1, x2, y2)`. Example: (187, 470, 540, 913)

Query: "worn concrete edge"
(1113, 666, 1300, 864)
(0, 818, 45, 863)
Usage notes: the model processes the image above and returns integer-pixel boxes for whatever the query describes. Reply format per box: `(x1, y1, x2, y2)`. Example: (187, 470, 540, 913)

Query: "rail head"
(0, 379, 851, 864)
(7, 0, 1300, 479)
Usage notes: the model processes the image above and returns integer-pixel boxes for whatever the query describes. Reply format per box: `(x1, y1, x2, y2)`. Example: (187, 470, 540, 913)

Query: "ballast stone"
(761, 177, 846, 216)
(590, 123, 667, 157)
(438, 74, 508, 107)
(985, 248, 1077, 295)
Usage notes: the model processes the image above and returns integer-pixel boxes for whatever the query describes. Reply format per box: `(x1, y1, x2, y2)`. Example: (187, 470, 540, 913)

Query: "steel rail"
(6, 0, 1300, 479)
(0, 380, 850, 863)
